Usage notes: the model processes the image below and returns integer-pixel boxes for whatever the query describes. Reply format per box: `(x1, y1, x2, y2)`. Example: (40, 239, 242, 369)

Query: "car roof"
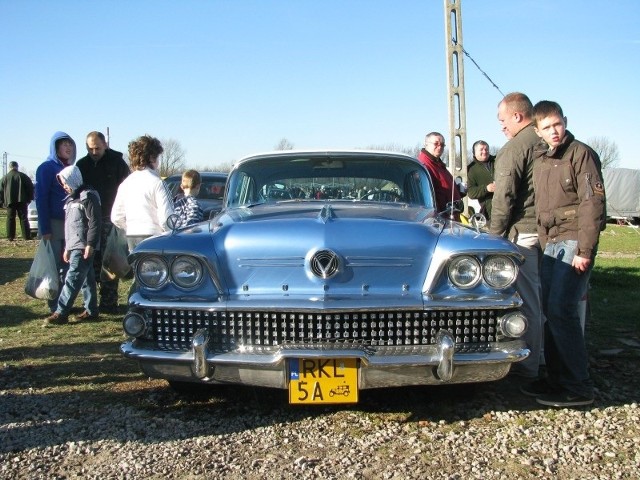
(232, 150, 421, 168)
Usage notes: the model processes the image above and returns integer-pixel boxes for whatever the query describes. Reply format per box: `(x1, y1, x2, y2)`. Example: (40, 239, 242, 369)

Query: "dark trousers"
(94, 219, 119, 309)
(541, 240, 593, 398)
(6, 202, 30, 240)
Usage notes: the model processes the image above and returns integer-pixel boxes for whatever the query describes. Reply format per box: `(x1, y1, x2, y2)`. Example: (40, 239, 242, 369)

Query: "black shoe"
(100, 305, 119, 314)
(519, 379, 554, 397)
(536, 391, 594, 408)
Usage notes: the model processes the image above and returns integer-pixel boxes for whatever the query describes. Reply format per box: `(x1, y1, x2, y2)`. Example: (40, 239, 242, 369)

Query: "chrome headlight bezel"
(136, 255, 170, 290)
(170, 255, 204, 290)
(483, 255, 518, 289)
(499, 312, 528, 339)
(448, 255, 482, 289)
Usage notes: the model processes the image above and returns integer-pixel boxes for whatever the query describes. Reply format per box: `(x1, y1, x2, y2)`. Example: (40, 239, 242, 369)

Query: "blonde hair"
(181, 169, 201, 189)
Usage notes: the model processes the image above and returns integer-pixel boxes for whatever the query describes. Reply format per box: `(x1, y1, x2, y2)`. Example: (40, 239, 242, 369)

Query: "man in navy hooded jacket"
(36, 131, 77, 313)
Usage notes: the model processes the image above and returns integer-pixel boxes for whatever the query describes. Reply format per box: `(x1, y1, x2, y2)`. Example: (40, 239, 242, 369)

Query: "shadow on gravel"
(2, 353, 639, 454)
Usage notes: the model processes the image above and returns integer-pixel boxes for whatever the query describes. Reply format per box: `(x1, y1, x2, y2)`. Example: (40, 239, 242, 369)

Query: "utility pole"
(444, 0, 469, 213)
(2, 152, 7, 178)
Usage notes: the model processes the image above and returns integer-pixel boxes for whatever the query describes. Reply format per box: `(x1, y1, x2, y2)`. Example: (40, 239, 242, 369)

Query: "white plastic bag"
(25, 240, 60, 300)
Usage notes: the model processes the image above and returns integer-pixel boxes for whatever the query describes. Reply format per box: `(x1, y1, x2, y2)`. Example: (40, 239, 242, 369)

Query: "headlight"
(123, 312, 147, 337)
(171, 255, 204, 289)
(500, 312, 528, 338)
(483, 255, 518, 289)
(136, 255, 169, 289)
(448, 255, 482, 289)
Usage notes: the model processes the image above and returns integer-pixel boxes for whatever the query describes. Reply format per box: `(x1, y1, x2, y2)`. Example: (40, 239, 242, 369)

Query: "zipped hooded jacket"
(57, 166, 102, 252)
(35, 132, 76, 236)
(533, 131, 606, 258)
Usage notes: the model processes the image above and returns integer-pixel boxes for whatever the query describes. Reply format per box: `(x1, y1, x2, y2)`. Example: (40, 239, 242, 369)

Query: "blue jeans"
(541, 240, 593, 398)
(55, 249, 98, 317)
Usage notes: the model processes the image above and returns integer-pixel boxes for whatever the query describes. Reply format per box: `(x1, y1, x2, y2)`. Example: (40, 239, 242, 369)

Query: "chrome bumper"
(121, 328, 529, 389)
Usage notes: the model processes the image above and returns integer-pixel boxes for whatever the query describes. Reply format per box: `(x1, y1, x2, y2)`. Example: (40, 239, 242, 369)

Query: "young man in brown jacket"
(521, 100, 606, 407)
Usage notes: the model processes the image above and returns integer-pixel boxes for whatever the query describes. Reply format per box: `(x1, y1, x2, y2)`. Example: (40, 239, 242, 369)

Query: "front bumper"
(121, 328, 529, 389)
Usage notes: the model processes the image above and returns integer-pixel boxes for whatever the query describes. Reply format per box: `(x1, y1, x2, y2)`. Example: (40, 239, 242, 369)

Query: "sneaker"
(536, 391, 594, 408)
(519, 378, 555, 397)
(43, 312, 68, 326)
(74, 310, 99, 322)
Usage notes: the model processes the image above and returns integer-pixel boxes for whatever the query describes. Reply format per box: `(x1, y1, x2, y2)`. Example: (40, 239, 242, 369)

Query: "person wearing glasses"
(417, 132, 465, 217)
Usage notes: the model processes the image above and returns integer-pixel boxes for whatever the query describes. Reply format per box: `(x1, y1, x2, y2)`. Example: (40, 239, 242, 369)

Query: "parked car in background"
(121, 150, 529, 405)
(27, 200, 38, 237)
(164, 171, 228, 219)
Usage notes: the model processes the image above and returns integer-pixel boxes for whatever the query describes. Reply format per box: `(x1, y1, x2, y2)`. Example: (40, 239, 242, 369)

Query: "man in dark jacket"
(76, 131, 130, 313)
(467, 140, 495, 220)
(522, 100, 605, 408)
(0, 161, 34, 240)
(490, 92, 544, 380)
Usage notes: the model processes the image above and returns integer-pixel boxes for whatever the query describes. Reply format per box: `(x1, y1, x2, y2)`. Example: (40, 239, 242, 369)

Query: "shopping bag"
(101, 226, 131, 281)
(25, 239, 60, 300)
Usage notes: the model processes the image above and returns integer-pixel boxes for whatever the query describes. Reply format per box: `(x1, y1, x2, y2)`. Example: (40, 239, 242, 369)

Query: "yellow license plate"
(289, 358, 358, 404)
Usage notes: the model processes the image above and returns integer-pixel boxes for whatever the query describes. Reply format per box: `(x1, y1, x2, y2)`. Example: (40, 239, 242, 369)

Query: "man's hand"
(84, 245, 94, 260)
(486, 182, 496, 193)
(572, 255, 591, 274)
(63, 249, 69, 263)
(42, 233, 52, 241)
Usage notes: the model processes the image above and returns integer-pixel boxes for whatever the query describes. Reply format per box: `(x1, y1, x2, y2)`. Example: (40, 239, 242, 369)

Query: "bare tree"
(586, 136, 620, 170)
(158, 138, 186, 177)
(274, 138, 294, 150)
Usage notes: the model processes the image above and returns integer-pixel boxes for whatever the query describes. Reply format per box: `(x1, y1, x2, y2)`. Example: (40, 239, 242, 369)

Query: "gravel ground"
(1, 352, 639, 480)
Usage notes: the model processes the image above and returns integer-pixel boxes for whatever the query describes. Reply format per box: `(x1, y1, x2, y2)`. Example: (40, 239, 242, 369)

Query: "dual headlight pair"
(447, 255, 518, 290)
(136, 255, 204, 290)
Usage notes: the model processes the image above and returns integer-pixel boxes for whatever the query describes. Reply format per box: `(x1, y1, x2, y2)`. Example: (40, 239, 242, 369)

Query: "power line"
(451, 37, 505, 97)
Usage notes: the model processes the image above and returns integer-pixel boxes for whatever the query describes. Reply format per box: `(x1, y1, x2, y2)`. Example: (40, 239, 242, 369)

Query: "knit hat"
(57, 165, 84, 192)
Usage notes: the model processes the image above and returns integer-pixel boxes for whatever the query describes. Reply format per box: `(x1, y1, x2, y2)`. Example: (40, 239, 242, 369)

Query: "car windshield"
(226, 153, 434, 208)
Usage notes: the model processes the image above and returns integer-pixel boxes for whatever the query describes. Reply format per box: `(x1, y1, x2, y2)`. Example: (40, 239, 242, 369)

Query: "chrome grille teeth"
(150, 309, 498, 353)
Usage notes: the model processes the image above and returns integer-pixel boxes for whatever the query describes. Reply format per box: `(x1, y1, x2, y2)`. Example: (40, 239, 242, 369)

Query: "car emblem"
(310, 250, 340, 279)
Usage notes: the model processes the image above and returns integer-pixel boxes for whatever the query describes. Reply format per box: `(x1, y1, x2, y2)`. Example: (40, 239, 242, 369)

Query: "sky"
(1, 0, 639, 178)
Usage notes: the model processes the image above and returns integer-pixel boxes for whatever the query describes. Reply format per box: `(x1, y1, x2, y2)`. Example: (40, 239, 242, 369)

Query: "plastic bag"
(25, 240, 60, 300)
(101, 226, 131, 281)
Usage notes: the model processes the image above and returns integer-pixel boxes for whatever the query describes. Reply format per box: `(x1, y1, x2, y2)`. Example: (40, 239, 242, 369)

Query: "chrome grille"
(148, 309, 500, 352)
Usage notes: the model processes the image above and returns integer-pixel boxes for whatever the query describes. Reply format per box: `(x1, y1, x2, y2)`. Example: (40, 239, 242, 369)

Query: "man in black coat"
(76, 131, 130, 313)
(0, 161, 34, 240)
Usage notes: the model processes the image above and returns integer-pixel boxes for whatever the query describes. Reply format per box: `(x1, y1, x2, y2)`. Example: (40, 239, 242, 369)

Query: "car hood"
(136, 202, 517, 304)
(208, 202, 481, 298)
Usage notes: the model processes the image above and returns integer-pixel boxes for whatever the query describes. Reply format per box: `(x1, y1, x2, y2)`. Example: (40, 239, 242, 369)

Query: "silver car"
(27, 200, 38, 237)
(121, 151, 529, 404)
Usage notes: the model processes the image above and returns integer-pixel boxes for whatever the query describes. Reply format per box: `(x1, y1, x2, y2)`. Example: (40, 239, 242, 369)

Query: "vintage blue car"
(121, 150, 529, 404)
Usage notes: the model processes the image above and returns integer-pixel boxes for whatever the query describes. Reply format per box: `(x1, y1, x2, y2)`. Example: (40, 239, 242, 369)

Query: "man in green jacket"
(467, 140, 495, 220)
(0, 161, 34, 240)
(490, 92, 544, 380)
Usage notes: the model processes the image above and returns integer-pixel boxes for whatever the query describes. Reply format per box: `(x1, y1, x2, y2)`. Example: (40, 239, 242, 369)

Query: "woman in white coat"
(111, 135, 174, 250)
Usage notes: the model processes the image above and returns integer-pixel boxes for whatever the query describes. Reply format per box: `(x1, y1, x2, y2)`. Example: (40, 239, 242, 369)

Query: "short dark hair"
(9, 161, 18, 169)
(472, 140, 489, 152)
(128, 135, 163, 170)
(532, 100, 564, 125)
